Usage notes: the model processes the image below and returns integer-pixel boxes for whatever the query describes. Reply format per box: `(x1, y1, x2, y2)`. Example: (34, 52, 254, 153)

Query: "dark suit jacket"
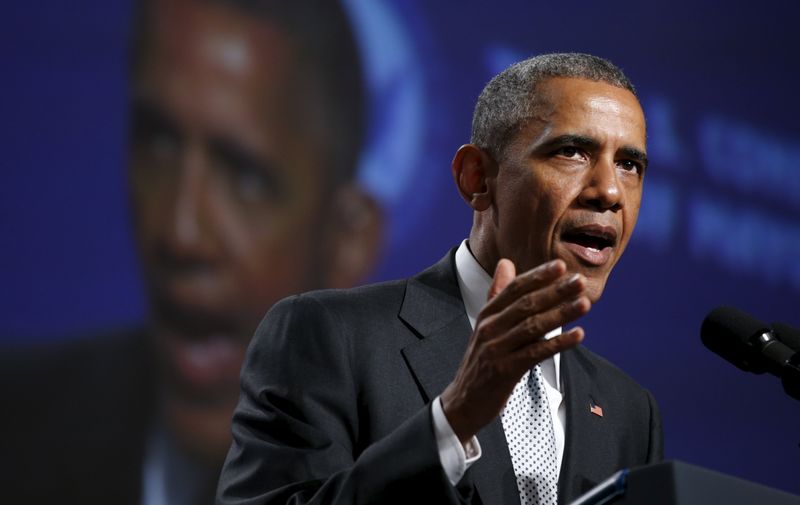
(217, 251, 663, 504)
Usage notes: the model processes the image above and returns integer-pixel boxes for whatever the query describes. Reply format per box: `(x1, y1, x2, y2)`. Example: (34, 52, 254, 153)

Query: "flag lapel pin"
(589, 400, 604, 418)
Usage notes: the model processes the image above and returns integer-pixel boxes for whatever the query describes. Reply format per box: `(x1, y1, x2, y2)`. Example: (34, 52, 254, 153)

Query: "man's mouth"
(561, 225, 618, 267)
(162, 331, 245, 396)
(152, 294, 248, 398)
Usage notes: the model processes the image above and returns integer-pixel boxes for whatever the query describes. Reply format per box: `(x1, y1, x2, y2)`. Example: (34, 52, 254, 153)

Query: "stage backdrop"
(2, 0, 798, 495)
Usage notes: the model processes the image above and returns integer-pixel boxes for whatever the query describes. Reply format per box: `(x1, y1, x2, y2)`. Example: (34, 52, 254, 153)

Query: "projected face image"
(492, 77, 647, 302)
(129, 0, 333, 459)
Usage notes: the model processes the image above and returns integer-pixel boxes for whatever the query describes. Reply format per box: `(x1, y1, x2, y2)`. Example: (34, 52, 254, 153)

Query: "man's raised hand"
(441, 258, 589, 443)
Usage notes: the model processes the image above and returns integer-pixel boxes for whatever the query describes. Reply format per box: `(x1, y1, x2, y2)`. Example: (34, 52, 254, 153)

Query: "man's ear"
(323, 184, 383, 289)
(451, 144, 496, 212)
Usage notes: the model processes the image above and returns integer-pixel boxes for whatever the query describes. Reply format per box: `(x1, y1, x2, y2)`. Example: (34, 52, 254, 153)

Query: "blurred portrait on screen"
(1, 1, 381, 503)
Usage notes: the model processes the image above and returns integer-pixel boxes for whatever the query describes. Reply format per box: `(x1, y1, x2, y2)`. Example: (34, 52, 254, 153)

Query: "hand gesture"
(441, 258, 589, 442)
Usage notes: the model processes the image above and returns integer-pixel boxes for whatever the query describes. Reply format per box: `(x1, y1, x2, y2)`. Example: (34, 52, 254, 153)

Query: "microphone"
(771, 322, 800, 352)
(701, 306, 800, 401)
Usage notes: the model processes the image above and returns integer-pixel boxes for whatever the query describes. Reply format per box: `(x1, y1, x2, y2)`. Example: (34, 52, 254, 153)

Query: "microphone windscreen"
(771, 322, 800, 353)
(701, 306, 770, 373)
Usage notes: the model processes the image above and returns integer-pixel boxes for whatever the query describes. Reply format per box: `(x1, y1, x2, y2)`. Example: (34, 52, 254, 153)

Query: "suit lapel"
(558, 346, 609, 503)
(399, 251, 471, 401)
(399, 250, 519, 505)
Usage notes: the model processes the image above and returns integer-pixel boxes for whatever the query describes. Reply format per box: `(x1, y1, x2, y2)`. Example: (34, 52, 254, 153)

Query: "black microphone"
(771, 322, 800, 353)
(701, 306, 800, 401)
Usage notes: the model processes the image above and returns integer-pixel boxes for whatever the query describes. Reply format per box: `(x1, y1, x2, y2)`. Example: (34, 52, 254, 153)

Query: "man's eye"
(140, 129, 180, 158)
(230, 164, 277, 202)
(131, 104, 181, 161)
(619, 159, 642, 173)
(211, 144, 287, 205)
(556, 146, 580, 158)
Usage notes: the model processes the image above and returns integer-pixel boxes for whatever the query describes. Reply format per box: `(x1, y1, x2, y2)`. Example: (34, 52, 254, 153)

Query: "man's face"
(129, 0, 330, 428)
(490, 77, 647, 302)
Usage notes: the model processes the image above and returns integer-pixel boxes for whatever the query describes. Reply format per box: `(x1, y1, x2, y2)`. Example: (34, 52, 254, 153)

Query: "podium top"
(569, 460, 800, 505)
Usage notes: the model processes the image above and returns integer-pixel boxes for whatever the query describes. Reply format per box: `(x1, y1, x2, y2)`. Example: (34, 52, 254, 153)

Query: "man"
(217, 53, 662, 504)
(0, 1, 380, 503)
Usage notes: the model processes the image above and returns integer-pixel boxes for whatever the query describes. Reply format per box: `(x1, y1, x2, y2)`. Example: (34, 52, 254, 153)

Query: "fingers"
(488, 259, 516, 300)
(500, 295, 590, 353)
(478, 269, 588, 345)
(504, 273, 587, 339)
(481, 259, 567, 318)
(508, 326, 585, 372)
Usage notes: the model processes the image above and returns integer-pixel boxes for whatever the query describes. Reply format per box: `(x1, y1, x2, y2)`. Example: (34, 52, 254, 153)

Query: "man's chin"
(583, 277, 608, 304)
(164, 396, 237, 464)
(551, 247, 613, 302)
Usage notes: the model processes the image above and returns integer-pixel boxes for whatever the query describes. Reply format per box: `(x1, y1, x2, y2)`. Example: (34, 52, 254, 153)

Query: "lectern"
(569, 460, 800, 505)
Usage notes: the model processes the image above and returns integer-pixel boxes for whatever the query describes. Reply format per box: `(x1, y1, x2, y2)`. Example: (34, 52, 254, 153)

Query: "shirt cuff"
(431, 395, 482, 485)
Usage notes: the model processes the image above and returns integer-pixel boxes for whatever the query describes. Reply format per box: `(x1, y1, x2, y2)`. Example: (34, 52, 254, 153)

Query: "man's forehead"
(521, 77, 646, 146)
(145, 0, 295, 79)
(528, 76, 640, 115)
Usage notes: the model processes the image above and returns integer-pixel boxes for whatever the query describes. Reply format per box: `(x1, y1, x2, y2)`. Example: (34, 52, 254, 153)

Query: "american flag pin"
(589, 401, 604, 417)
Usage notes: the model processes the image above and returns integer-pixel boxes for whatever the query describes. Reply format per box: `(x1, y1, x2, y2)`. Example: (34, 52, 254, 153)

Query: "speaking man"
(217, 52, 662, 505)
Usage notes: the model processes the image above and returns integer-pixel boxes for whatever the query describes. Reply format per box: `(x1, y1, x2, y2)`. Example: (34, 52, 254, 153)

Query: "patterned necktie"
(501, 365, 559, 505)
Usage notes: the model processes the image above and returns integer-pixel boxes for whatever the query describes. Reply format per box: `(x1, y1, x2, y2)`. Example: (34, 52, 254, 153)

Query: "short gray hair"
(470, 53, 636, 161)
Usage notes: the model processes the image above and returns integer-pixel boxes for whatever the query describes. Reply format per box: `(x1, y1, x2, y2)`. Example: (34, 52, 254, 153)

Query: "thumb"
(488, 258, 516, 300)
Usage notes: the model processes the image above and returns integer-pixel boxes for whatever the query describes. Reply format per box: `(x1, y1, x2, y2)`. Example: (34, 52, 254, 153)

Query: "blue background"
(2, 0, 799, 494)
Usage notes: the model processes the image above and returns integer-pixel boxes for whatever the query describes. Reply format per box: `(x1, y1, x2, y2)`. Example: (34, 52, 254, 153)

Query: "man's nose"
(165, 146, 217, 262)
(577, 156, 623, 212)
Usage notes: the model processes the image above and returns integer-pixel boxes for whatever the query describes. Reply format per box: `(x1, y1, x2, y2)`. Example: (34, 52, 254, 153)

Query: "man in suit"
(218, 52, 662, 504)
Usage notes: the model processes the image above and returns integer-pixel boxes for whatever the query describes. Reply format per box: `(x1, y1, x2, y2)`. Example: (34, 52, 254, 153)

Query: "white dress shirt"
(432, 240, 566, 485)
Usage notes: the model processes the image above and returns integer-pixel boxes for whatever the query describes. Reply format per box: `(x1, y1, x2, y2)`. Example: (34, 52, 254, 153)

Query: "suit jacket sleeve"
(216, 295, 471, 505)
